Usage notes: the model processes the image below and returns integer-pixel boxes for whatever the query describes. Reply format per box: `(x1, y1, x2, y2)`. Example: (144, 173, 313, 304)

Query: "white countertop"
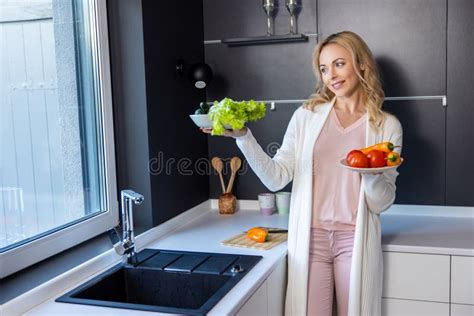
(381, 214, 474, 256)
(4, 201, 473, 315)
(381, 203, 474, 256)
(18, 203, 290, 316)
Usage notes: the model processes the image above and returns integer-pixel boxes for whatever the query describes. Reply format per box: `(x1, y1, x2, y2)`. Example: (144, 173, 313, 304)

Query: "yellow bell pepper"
(246, 227, 269, 243)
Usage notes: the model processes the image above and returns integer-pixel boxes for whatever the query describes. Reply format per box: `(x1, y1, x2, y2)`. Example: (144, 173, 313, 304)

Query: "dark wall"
(383, 99, 445, 205)
(318, 0, 448, 206)
(109, 0, 209, 228)
(203, 0, 473, 206)
(141, 0, 209, 225)
(446, 0, 474, 206)
(110, 0, 472, 209)
(203, 0, 316, 200)
(317, 0, 446, 97)
(204, 0, 317, 101)
(108, 0, 153, 233)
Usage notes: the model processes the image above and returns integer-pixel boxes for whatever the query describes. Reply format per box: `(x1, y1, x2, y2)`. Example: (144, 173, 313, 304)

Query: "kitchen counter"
(381, 203, 474, 256)
(381, 214, 474, 256)
(3, 201, 473, 315)
(12, 201, 290, 316)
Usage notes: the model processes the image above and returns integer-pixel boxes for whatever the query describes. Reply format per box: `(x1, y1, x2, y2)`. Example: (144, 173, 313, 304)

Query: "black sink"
(56, 249, 262, 315)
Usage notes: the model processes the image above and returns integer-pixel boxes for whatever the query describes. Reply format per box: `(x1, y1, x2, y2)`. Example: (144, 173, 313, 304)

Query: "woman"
(203, 31, 402, 316)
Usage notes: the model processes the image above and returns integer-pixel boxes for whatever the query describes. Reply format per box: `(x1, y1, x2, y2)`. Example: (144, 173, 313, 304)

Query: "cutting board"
(221, 228, 288, 250)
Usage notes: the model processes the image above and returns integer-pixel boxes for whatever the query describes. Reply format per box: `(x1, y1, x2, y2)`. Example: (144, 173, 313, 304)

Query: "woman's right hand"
(200, 127, 248, 138)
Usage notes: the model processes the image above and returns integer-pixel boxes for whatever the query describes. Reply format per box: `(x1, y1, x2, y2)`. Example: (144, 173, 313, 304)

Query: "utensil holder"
(218, 193, 237, 215)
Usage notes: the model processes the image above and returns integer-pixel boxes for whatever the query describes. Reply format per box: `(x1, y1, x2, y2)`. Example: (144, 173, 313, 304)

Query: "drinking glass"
(262, 0, 276, 36)
(285, 0, 298, 34)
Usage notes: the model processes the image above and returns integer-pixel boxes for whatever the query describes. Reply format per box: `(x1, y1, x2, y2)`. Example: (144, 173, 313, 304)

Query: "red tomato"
(366, 150, 387, 168)
(346, 150, 370, 168)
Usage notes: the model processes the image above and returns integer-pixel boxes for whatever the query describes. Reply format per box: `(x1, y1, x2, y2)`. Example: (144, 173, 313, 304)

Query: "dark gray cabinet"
(203, 0, 316, 41)
(317, 0, 446, 97)
(203, 0, 317, 101)
(318, 0, 449, 205)
(205, 40, 317, 101)
(446, 0, 474, 206)
(383, 100, 446, 205)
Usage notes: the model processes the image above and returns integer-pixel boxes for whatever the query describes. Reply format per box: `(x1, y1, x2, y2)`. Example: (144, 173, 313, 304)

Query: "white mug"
(258, 193, 275, 216)
(276, 192, 291, 214)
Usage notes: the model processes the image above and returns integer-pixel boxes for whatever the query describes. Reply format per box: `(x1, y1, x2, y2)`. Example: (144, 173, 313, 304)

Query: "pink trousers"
(307, 227, 355, 316)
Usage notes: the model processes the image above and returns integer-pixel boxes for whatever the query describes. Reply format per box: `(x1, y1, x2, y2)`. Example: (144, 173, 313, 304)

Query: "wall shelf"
(221, 33, 308, 47)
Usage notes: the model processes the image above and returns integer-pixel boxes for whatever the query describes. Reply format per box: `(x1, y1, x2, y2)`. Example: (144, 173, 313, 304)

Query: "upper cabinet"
(317, 0, 446, 97)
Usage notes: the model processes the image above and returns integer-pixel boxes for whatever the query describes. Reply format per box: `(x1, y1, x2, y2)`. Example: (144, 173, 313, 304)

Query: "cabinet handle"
(384, 95, 447, 107)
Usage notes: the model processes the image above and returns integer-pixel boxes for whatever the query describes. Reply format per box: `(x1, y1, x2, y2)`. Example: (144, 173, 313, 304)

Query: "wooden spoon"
(226, 157, 242, 193)
(211, 157, 226, 194)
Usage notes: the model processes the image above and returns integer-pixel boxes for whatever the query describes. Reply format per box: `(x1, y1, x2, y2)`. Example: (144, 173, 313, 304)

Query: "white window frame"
(0, 0, 118, 278)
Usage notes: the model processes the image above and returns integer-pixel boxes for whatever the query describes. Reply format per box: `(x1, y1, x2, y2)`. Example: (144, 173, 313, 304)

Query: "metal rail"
(206, 95, 447, 110)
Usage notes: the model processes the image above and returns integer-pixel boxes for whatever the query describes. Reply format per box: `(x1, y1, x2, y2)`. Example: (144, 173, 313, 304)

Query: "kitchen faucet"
(114, 189, 144, 264)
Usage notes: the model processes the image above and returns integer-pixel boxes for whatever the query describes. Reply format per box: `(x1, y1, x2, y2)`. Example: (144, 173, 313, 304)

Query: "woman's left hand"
(362, 171, 397, 214)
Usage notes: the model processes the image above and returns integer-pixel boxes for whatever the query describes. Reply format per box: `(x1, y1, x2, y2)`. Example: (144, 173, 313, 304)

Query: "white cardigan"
(236, 100, 403, 316)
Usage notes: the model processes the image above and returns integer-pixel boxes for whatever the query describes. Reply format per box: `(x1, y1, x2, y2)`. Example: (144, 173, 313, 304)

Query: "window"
(0, 0, 117, 277)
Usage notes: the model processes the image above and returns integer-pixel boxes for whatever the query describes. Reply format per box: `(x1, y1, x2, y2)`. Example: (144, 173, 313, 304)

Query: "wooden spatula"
(211, 157, 226, 194)
(226, 157, 242, 193)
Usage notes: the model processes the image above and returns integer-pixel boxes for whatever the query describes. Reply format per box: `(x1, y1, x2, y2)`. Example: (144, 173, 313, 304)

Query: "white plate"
(339, 157, 403, 174)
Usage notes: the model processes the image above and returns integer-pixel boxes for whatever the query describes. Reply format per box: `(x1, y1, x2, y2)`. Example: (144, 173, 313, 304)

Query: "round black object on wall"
(188, 63, 213, 89)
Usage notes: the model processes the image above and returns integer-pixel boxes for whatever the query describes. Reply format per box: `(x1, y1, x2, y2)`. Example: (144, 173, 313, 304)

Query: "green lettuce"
(208, 98, 266, 136)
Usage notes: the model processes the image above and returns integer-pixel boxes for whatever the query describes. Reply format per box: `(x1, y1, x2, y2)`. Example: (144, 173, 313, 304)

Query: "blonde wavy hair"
(304, 31, 385, 131)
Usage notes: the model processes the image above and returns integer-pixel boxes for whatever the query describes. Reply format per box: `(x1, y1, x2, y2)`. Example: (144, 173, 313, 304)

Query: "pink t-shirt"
(311, 107, 367, 231)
